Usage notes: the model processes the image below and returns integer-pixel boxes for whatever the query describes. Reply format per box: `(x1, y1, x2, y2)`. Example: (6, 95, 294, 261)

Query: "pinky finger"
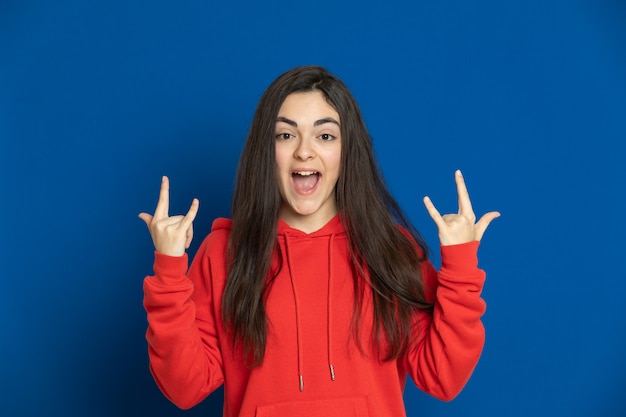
(181, 199, 200, 228)
(182, 199, 199, 248)
(185, 225, 194, 249)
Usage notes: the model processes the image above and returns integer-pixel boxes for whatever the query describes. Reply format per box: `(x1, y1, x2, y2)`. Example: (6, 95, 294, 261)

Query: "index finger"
(153, 176, 170, 219)
(455, 170, 474, 216)
(423, 196, 446, 229)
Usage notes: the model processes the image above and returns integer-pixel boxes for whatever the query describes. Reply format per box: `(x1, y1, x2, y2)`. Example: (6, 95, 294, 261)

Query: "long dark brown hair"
(222, 66, 433, 365)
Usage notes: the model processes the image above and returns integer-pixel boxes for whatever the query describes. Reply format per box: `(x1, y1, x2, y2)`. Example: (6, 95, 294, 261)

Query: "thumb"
(138, 212, 153, 227)
(474, 211, 501, 241)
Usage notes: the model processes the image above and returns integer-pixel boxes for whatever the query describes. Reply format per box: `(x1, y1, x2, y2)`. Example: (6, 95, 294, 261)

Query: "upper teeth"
(295, 171, 316, 176)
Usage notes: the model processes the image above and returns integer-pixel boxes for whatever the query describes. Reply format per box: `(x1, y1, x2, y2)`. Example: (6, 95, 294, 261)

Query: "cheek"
(275, 150, 293, 195)
(275, 147, 288, 173)
(328, 148, 342, 176)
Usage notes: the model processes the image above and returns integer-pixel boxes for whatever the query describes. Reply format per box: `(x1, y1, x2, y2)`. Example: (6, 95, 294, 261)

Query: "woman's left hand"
(423, 170, 500, 246)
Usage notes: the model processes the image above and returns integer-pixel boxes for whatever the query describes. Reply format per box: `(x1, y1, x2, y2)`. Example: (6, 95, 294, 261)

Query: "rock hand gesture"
(138, 176, 199, 257)
(423, 170, 500, 246)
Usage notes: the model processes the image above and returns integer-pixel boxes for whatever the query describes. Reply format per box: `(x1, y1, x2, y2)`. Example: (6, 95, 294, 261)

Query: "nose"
(294, 137, 315, 160)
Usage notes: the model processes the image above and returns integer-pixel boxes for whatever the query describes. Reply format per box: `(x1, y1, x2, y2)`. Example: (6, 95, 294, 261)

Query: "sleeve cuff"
(440, 241, 481, 277)
(150, 251, 190, 286)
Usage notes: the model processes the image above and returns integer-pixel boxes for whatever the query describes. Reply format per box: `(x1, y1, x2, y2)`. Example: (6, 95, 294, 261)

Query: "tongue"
(293, 174, 318, 193)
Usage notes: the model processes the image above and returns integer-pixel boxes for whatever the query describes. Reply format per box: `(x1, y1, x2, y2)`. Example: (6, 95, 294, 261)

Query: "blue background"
(1, 1, 625, 416)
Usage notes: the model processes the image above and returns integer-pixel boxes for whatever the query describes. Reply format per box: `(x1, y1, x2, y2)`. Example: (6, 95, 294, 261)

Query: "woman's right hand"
(138, 176, 199, 257)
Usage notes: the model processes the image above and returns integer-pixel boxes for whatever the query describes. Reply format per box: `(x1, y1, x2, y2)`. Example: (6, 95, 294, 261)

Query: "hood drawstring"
(328, 234, 336, 382)
(283, 234, 305, 392)
(283, 231, 337, 392)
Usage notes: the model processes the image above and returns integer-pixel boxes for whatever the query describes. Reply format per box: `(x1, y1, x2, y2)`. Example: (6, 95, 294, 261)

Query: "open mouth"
(292, 171, 320, 194)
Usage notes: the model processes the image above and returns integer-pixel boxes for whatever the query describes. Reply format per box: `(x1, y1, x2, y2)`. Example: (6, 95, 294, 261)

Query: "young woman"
(139, 66, 499, 417)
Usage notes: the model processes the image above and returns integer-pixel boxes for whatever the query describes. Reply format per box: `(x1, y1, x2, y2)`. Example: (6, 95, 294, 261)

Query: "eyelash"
(276, 133, 293, 140)
(275, 133, 337, 141)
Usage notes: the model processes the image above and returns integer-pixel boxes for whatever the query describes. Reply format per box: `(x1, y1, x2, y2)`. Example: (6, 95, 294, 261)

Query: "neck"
(279, 206, 338, 234)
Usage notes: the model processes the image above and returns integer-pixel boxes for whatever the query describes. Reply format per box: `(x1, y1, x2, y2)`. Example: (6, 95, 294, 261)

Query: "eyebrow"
(276, 116, 340, 127)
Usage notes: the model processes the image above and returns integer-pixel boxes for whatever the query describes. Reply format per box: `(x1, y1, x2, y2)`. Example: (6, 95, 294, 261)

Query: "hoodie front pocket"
(255, 395, 370, 417)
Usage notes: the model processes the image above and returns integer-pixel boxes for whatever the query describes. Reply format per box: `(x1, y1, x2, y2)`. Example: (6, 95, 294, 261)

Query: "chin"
(292, 205, 322, 217)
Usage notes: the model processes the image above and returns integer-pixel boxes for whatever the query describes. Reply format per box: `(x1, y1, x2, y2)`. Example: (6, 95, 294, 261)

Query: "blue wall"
(1, 1, 625, 416)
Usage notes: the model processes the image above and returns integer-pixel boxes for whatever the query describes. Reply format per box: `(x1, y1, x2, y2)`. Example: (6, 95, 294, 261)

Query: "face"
(275, 91, 342, 232)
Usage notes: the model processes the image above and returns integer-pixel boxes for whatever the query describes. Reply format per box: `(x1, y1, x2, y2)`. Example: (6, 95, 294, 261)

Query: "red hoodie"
(143, 215, 486, 416)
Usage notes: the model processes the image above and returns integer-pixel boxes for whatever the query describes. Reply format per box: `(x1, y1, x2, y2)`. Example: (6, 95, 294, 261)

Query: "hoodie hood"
(276, 214, 345, 237)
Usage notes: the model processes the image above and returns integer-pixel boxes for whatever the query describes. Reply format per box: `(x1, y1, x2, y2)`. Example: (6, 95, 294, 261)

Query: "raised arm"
(406, 170, 499, 400)
(140, 177, 224, 409)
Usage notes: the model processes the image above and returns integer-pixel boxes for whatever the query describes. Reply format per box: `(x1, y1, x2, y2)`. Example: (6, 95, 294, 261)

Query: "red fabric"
(143, 216, 486, 416)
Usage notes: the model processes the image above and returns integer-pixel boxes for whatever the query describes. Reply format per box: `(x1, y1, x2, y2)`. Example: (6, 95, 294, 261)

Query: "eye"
(276, 132, 293, 140)
(318, 133, 336, 141)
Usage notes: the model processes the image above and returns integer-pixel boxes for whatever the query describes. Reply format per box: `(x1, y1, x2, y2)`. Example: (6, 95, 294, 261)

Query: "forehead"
(277, 91, 340, 122)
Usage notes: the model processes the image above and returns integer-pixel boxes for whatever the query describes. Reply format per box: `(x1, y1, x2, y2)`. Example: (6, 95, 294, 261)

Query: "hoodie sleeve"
(403, 240, 486, 401)
(142, 236, 225, 409)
